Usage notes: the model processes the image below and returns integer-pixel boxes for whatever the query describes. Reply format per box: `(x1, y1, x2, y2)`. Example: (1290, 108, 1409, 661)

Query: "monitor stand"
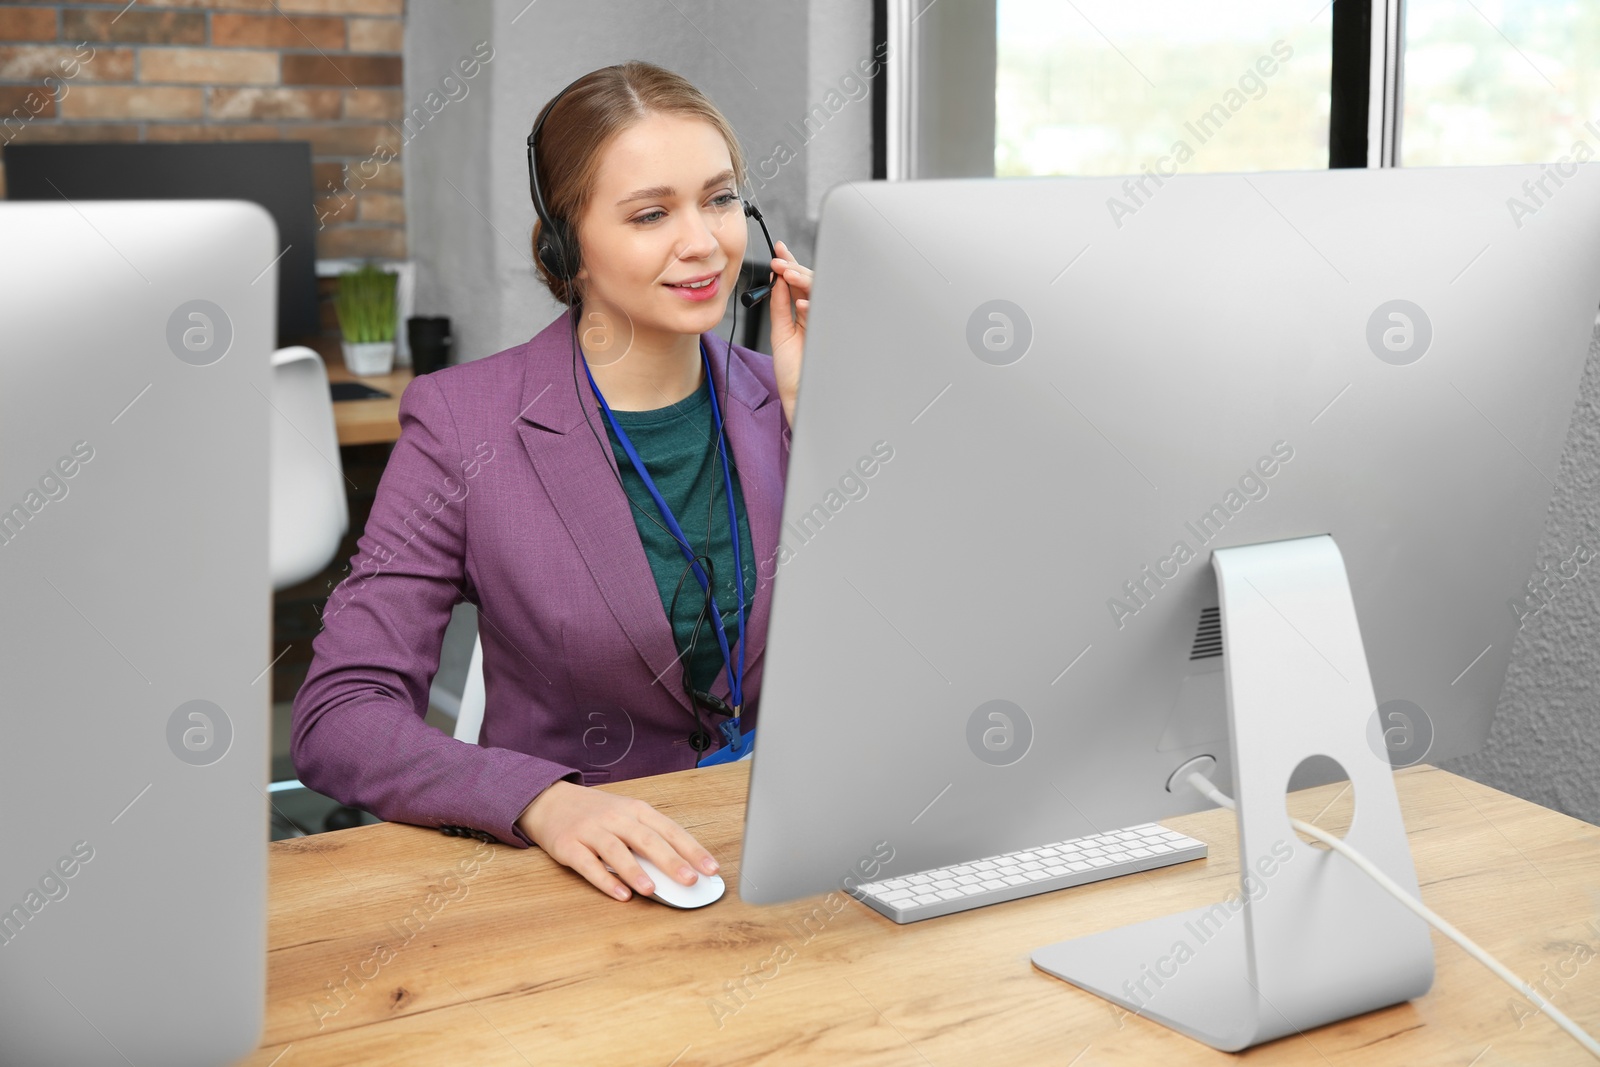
(1032, 533, 1435, 1051)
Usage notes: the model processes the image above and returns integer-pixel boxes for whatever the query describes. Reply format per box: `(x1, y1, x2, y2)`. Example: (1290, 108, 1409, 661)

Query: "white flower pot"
(342, 340, 395, 376)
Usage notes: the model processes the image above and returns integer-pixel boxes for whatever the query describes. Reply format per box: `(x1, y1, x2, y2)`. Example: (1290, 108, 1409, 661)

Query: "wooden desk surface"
(250, 765, 1600, 1065)
(304, 337, 414, 447)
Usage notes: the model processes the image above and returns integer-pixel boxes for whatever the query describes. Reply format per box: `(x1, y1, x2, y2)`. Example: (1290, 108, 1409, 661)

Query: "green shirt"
(605, 372, 757, 702)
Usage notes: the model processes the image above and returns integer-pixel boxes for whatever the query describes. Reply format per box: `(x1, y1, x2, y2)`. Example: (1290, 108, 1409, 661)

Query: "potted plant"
(335, 262, 398, 376)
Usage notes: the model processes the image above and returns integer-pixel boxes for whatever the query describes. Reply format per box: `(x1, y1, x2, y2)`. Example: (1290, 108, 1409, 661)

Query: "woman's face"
(572, 112, 747, 356)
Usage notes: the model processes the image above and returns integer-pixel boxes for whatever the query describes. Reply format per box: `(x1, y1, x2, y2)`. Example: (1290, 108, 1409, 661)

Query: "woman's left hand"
(768, 238, 812, 429)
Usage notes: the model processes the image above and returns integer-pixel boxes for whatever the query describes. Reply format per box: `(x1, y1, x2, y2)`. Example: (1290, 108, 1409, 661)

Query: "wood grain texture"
(248, 764, 1600, 1066)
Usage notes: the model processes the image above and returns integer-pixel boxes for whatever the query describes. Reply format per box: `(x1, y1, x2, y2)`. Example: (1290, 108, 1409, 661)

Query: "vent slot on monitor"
(1189, 606, 1223, 660)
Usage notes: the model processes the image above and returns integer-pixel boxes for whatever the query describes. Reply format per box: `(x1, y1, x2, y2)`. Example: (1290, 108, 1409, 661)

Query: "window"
(996, 0, 1335, 177)
(1401, 0, 1600, 165)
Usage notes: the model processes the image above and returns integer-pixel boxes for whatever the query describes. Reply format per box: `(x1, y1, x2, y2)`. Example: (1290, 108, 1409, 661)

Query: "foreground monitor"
(1, 201, 274, 1066)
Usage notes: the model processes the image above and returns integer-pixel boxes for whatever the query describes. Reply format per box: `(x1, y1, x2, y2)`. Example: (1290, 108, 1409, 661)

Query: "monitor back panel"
(742, 164, 1600, 904)
(0, 200, 272, 1065)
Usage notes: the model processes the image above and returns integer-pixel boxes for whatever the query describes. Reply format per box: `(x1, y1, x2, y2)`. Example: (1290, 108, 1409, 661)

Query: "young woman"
(291, 61, 813, 903)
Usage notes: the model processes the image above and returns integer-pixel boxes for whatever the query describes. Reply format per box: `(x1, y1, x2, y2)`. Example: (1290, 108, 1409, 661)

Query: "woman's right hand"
(515, 780, 721, 900)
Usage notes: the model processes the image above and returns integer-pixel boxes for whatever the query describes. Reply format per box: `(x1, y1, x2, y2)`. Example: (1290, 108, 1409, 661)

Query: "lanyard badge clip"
(696, 712, 754, 767)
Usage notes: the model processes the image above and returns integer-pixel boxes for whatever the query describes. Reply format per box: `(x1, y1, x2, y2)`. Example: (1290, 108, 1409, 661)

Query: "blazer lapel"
(513, 312, 780, 717)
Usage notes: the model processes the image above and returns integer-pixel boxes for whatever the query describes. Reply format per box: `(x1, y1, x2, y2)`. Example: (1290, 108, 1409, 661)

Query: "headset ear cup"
(537, 219, 579, 287)
(557, 219, 580, 280)
(536, 233, 564, 281)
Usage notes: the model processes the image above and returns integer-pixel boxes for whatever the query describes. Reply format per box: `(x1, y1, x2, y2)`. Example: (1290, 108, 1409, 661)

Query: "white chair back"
(269, 346, 349, 591)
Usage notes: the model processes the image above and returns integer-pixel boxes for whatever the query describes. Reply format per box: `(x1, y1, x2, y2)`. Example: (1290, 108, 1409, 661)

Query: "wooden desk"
(304, 337, 414, 447)
(250, 765, 1600, 1065)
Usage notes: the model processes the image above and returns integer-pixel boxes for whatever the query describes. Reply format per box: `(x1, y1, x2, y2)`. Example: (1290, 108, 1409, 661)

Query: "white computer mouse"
(609, 851, 725, 908)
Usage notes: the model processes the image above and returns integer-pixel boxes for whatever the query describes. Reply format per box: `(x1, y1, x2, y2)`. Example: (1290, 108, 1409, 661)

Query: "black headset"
(524, 73, 779, 755)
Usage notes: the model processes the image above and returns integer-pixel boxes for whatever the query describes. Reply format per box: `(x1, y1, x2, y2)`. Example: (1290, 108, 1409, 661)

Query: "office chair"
(269, 345, 349, 591)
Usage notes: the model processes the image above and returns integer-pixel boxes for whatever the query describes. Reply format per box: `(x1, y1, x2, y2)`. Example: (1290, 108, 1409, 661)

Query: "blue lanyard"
(582, 341, 751, 765)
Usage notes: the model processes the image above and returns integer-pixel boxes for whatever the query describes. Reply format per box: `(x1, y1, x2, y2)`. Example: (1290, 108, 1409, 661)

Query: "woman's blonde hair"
(529, 61, 748, 306)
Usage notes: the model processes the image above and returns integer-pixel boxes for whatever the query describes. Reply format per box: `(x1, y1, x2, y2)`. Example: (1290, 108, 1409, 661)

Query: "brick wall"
(0, 0, 408, 268)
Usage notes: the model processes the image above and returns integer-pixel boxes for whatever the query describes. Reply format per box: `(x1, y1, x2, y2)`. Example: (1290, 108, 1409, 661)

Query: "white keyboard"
(852, 823, 1207, 924)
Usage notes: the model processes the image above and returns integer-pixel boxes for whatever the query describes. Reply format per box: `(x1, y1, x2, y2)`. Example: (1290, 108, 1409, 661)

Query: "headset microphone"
(739, 199, 778, 309)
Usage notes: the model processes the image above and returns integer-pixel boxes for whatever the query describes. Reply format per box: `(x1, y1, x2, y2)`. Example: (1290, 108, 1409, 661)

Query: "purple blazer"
(291, 309, 791, 847)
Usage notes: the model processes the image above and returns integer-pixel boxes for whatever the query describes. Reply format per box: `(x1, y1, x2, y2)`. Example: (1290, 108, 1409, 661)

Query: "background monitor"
(0, 200, 273, 1065)
(740, 163, 1600, 905)
(4, 141, 318, 346)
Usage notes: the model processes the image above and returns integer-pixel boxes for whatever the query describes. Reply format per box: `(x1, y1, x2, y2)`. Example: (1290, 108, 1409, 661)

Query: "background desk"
(249, 764, 1599, 1065)
(303, 336, 414, 447)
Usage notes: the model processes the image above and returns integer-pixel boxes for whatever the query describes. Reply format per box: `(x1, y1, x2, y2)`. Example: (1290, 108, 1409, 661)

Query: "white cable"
(1184, 771, 1600, 1061)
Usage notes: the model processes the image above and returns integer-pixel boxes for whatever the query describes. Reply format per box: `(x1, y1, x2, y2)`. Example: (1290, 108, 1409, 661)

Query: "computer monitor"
(0, 201, 273, 1065)
(739, 163, 1600, 1046)
(4, 141, 319, 346)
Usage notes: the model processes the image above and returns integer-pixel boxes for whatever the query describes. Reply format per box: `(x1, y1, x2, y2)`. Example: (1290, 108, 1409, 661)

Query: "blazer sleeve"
(290, 372, 580, 848)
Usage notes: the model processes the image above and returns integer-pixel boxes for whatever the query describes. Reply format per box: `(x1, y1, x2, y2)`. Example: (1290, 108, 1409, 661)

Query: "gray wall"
(402, 0, 498, 366)
(405, 3, 1600, 825)
(1441, 315, 1600, 825)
